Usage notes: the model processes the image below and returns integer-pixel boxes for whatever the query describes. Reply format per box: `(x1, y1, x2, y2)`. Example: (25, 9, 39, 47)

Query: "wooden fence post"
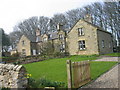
(67, 60, 72, 89)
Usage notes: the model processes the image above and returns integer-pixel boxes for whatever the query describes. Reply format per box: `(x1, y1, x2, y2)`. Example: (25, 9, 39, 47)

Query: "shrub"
(27, 78, 38, 88)
(36, 78, 65, 88)
(54, 52, 70, 58)
(11, 52, 20, 57)
(1, 88, 10, 90)
(13, 61, 21, 65)
(27, 78, 65, 88)
(54, 52, 61, 57)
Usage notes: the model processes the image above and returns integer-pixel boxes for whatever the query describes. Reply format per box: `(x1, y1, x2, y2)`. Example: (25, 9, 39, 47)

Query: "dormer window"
(59, 34, 64, 40)
(48, 34, 52, 39)
(78, 28, 84, 36)
(22, 40, 25, 46)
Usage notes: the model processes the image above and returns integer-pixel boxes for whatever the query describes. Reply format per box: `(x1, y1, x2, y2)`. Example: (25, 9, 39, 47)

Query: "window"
(33, 49, 36, 55)
(59, 34, 64, 40)
(78, 28, 84, 36)
(22, 40, 25, 46)
(78, 40, 86, 50)
(109, 42, 111, 48)
(48, 34, 52, 39)
(43, 37, 47, 42)
(36, 36, 39, 42)
(102, 40, 105, 48)
(22, 49, 26, 56)
(60, 43, 65, 52)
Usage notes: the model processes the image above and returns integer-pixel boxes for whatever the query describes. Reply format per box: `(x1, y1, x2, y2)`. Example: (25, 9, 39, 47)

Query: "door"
(33, 49, 36, 55)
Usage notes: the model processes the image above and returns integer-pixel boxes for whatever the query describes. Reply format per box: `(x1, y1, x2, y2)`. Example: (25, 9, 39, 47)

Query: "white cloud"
(0, 0, 102, 34)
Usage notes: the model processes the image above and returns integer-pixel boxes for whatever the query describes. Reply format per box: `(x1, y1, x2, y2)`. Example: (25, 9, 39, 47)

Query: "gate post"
(66, 60, 72, 89)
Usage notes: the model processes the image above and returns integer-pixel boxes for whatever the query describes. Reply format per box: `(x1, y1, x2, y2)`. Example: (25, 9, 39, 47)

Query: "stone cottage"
(35, 25, 68, 55)
(17, 35, 37, 56)
(17, 16, 113, 56)
(67, 19, 113, 55)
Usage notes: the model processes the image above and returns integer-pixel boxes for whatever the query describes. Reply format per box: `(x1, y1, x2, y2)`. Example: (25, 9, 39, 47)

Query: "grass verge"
(104, 53, 120, 57)
(23, 55, 117, 87)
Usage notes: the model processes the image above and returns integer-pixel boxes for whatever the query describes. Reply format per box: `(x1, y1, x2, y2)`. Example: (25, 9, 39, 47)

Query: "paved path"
(82, 57, 119, 88)
(94, 56, 119, 62)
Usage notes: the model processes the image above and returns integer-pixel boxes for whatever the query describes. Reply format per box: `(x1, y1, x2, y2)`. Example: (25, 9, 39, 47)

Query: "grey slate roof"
(36, 36, 42, 42)
(25, 35, 36, 42)
(47, 31, 58, 40)
(83, 20, 112, 35)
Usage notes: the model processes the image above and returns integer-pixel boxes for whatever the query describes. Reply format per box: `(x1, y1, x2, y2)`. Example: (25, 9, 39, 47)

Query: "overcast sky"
(0, 0, 103, 34)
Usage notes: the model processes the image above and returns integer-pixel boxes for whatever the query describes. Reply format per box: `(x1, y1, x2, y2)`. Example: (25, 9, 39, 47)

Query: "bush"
(28, 78, 65, 88)
(13, 61, 21, 65)
(11, 52, 20, 57)
(54, 52, 70, 58)
(54, 52, 61, 57)
(1, 88, 10, 90)
(36, 78, 65, 88)
(27, 78, 38, 88)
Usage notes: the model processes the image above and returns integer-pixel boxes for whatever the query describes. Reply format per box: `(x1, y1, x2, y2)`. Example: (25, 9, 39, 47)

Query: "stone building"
(17, 16, 113, 56)
(17, 35, 37, 56)
(68, 19, 113, 55)
(35, 25, 67, 55)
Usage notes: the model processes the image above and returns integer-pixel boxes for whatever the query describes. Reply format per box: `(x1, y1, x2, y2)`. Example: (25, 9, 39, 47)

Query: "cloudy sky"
(0, 0, 103, 34)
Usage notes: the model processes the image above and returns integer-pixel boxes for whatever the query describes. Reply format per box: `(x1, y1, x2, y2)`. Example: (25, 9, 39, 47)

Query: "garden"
(23, 54, 118, 88)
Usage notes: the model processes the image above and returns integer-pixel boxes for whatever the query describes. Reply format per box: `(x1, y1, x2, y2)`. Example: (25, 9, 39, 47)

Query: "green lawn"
(23, 55, 117, 86)
(104, 53, 120, 57)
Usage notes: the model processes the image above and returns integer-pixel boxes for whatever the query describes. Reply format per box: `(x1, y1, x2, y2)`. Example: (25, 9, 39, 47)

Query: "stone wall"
(0, 64, 28, 88)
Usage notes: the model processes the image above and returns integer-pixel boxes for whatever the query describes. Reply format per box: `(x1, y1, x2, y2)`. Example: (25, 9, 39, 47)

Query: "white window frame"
(78, 28, 84, 36)
(59, 34, 64, 40)
(60, 43, 65, 52)
(79, 40, 86, 50)
(102, 40, 105, 48)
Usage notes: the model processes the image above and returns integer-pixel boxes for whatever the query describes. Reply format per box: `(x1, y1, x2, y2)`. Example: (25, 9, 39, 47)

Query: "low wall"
(0, 63, 28, 88)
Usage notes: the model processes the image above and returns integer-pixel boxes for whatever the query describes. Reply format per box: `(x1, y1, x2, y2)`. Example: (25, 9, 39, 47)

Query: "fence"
(67, 60, 91, 88)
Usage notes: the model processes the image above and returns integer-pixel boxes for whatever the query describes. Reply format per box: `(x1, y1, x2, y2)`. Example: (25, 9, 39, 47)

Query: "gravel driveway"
(82, 57, 119, 88)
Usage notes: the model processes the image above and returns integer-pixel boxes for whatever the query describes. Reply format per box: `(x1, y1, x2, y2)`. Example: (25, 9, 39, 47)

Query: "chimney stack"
(57, 23, 63, 31)
(36, 28, 41, 36)
(84, 14, 92, 23)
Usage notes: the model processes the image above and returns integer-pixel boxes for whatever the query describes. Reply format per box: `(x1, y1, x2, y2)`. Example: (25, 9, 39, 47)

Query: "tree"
(65, 8, 83, 29)
(0, 28, 11, 53)
(9, 30, 23, 49)
(39, 41, 54, 56)
(11, 1, 119, 47)
(51, 13, 68, 31)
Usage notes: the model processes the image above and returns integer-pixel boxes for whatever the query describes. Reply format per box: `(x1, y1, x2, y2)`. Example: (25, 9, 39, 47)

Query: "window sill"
(78, 35, 85, 37)
(79, 48, 86, 51)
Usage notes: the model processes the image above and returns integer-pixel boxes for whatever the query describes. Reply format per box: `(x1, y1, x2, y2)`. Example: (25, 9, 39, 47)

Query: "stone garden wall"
(0, 63, 28, 88)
